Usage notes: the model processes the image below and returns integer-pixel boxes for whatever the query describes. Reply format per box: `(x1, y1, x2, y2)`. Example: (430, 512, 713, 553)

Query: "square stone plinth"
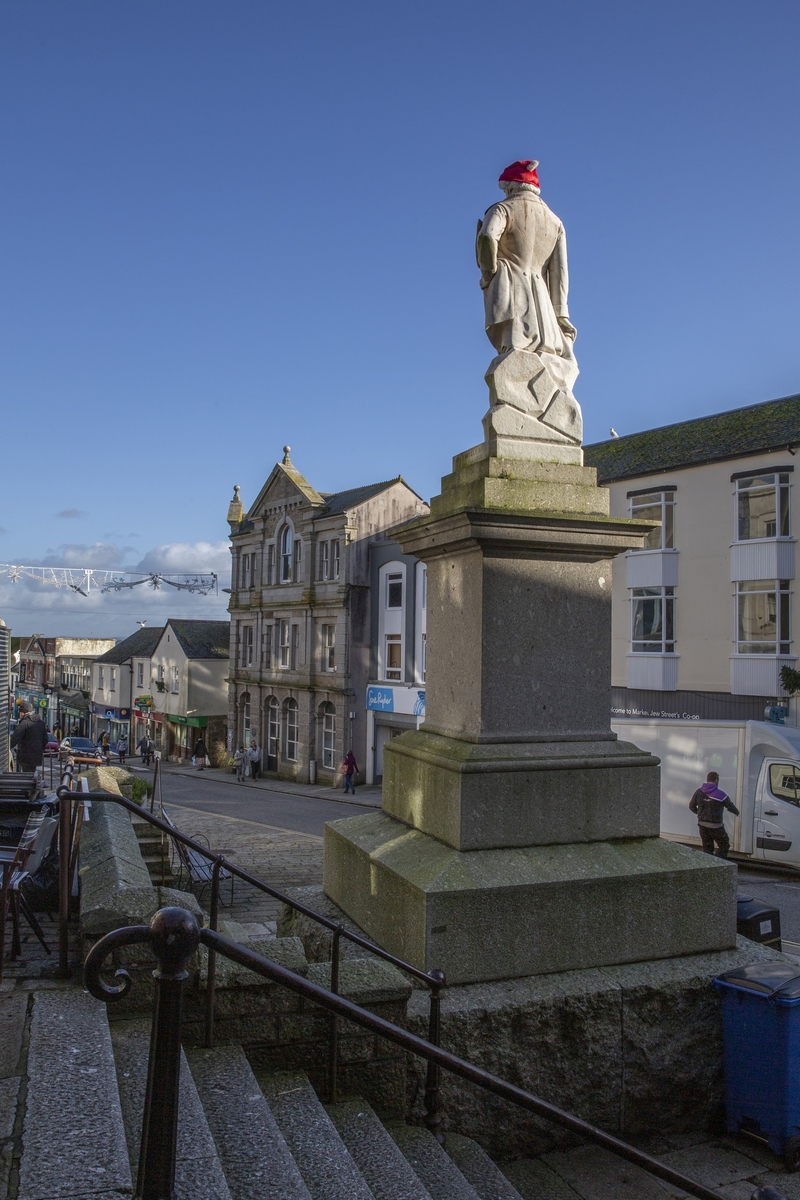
(323, 811, 737, 986)
(381, 729, 661, 851)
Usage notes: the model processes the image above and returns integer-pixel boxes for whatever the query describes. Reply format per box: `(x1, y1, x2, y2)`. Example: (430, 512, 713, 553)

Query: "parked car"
(44, 737, 60, 755)
(60, 736, 101, 757)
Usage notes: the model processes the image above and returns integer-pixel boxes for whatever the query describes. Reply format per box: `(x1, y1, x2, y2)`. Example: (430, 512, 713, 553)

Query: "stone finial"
(282, 445, 292, 465)
(226, 484, 244, 528)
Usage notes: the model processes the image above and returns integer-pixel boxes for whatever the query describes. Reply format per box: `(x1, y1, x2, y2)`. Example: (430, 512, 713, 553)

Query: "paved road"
(140, 763, 373, 838)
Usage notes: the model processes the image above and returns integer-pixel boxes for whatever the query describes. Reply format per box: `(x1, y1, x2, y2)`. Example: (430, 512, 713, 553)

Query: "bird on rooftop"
(610, 428, 619, 438)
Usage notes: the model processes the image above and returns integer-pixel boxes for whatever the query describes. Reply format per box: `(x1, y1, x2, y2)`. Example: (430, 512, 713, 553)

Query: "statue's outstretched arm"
(476, 205, 508, 288)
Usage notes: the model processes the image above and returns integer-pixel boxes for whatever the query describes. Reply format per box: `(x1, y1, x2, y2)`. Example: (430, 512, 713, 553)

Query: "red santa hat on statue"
(498, 159, 540, 193)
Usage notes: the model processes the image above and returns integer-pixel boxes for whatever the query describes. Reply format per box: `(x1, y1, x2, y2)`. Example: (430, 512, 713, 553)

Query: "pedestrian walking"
(193, 735, 208, 770)
(234, 745, 248, 782)
(248, 740, 261, 781)
(99, 730, 111, 763)
(341, 750, 359, 794)
(11, 703, 49, 774)
(117, 734, 128, 765)
(689, 771, 740, 857)
(138, 734, 154, 765)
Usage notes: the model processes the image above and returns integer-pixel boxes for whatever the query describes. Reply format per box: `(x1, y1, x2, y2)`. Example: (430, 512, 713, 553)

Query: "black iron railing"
(55, 762, 445, 1114)
(84, 907, 778, 1200)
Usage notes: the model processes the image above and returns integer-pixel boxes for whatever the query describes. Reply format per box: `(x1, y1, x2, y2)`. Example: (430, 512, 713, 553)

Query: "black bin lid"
(717, 962, 800, 998)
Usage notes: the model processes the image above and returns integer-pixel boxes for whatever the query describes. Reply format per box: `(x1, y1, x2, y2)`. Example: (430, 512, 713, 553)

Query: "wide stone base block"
(382, 729, 661, 850)
(403, 937, 791, 1158)
(323, 811, 737, 986)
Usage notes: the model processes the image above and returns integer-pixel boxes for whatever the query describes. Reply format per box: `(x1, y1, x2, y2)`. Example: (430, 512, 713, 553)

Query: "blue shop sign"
(367, 687, 394, 712)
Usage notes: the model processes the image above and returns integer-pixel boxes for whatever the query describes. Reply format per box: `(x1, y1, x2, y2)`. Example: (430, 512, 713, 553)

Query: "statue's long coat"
(477, 191, 572, 356)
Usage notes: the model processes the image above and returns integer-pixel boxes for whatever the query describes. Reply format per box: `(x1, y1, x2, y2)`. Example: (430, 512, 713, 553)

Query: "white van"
(611, 718, 800, 869)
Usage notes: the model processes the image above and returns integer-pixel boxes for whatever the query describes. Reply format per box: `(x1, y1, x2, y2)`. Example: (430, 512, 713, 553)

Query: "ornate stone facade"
(226, 449, 428, 784)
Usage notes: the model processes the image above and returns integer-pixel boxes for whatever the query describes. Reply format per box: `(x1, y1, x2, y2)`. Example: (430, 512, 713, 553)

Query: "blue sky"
(1, 0, 799, 635)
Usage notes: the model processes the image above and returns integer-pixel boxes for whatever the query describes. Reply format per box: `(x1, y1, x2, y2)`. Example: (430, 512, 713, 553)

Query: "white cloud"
(56, 508, 88, 519)
(40, 542, 137, 569)
(134, 540, 230, 575)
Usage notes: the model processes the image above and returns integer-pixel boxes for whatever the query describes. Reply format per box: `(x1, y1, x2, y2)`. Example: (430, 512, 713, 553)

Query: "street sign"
(39, 698, 47, 709)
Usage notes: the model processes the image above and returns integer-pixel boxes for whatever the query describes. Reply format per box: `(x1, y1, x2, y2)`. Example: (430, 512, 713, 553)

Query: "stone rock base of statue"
(324, 447, 737, 986)
(483, 348, 582, 462)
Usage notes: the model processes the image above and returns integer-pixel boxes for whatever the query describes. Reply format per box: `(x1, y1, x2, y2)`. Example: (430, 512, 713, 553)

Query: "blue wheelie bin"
(715, 962, 800, 1171)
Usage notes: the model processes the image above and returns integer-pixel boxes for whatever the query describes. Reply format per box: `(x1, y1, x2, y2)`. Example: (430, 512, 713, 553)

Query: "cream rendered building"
(584, 394, 800, 719)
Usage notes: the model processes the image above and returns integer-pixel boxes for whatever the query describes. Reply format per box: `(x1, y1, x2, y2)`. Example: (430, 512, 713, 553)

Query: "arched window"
(284, 698, 298, 761)
(320, 702, 335, 769)
(240, 692, 251, 744)
(280, 525, 293, 583)
(266, 696, 280, 758)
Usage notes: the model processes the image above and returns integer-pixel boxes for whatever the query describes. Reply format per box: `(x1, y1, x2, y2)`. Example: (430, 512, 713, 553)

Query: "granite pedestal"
(324, 445, 737, 984)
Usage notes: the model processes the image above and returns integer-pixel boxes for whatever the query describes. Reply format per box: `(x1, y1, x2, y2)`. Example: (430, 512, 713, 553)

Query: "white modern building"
(584, 393, 800, 719)
(364, 537, 427, 783)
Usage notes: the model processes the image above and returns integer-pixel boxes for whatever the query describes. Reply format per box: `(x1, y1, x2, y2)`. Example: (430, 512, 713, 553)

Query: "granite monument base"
(324, 811, 737, 986)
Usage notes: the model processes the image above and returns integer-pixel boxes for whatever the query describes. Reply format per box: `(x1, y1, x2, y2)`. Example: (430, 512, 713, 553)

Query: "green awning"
(165, 714, 208, 728)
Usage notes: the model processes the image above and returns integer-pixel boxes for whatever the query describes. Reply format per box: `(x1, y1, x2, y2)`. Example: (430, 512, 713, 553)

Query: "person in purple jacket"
(689, 771, 740, 857)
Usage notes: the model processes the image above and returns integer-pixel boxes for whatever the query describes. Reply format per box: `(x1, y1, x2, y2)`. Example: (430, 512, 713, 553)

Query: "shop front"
(163, 713, 209, 762)
(365, 683, 426, 784)
(90, 703, 131, 748)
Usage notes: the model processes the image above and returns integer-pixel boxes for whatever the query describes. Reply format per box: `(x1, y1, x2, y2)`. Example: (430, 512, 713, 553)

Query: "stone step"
(259, 1069, 375, 1200)
(500, 1147, 678, 1199)
(19, 989, 132, 1200)
(187, 1044, 312, 1200)
(498, 1159, 583, 1199)
(445, 1135, 524, 1200)
(326, 1097, 433, 1200)
(110, 1018, 231, 1200)
(0, 992, 30, 1197)
(385, 1123, 482, 1200)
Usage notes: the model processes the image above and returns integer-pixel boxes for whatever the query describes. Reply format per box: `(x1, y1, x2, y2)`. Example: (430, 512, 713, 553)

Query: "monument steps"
(5, 983, 791, 1199)
(5, 986, 528, 1200)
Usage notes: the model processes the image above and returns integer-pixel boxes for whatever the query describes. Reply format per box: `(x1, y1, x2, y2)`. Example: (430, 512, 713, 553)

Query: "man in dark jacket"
(689, 771, 740, 857)
(11, 703, 49, 772)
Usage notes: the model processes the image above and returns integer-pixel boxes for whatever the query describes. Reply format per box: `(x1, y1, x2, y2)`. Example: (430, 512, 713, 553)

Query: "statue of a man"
(476, 160, 582, 452)
(477, 160, 576, 356)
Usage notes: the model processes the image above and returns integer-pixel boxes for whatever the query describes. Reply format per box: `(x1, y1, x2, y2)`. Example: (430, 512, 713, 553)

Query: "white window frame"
(629, 490, 675, 551)
(280, 525, 293, 583)
(331, 538, 340, 579)
(386, 571, 403, 609)
(736, 472, 791, 542)
(631, 586, 675, 654)
(384, 633, 403, 681)
(109, 669, 116, 693)
(137, 662, 144, 687)
(319, 541, 329, 581)
(321, 703, 335, 768)
(322, 623, 335, 671)
(736, 579, 791, 655)
(278, 620, 290, 668)
(285, 700, 298, 761)
(267, 696, 279, 757)
(98, 667, 104, 690)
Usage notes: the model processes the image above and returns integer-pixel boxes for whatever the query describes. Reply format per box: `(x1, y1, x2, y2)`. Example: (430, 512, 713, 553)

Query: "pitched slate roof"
(584, 393, 800, 485)
(320, 477, 421, 514)
(94, 627, 165, 665)
(167, 620, 229, 660)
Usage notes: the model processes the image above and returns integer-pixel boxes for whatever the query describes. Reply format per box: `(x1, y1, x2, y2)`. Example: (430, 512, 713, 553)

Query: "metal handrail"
(55, 761, 445, 1110)
(84, 908, 773, 1200)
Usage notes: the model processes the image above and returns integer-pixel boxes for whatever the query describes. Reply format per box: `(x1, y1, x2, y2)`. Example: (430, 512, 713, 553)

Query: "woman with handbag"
(193, 735, 208, 771)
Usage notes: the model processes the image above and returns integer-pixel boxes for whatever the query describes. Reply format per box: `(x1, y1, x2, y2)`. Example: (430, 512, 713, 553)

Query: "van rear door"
(755, 760, 800, 866)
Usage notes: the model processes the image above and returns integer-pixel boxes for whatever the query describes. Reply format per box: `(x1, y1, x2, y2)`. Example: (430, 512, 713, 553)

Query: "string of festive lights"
(0, 564, 218, 597)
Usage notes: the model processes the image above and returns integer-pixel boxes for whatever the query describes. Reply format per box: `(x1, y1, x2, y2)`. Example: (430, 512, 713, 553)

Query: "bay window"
(736, 580, 790, 654)
(631, 587, 675, 654)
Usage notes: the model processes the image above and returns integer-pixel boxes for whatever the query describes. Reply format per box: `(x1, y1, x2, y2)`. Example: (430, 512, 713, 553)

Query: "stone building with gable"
(226, 447, 428, 784)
